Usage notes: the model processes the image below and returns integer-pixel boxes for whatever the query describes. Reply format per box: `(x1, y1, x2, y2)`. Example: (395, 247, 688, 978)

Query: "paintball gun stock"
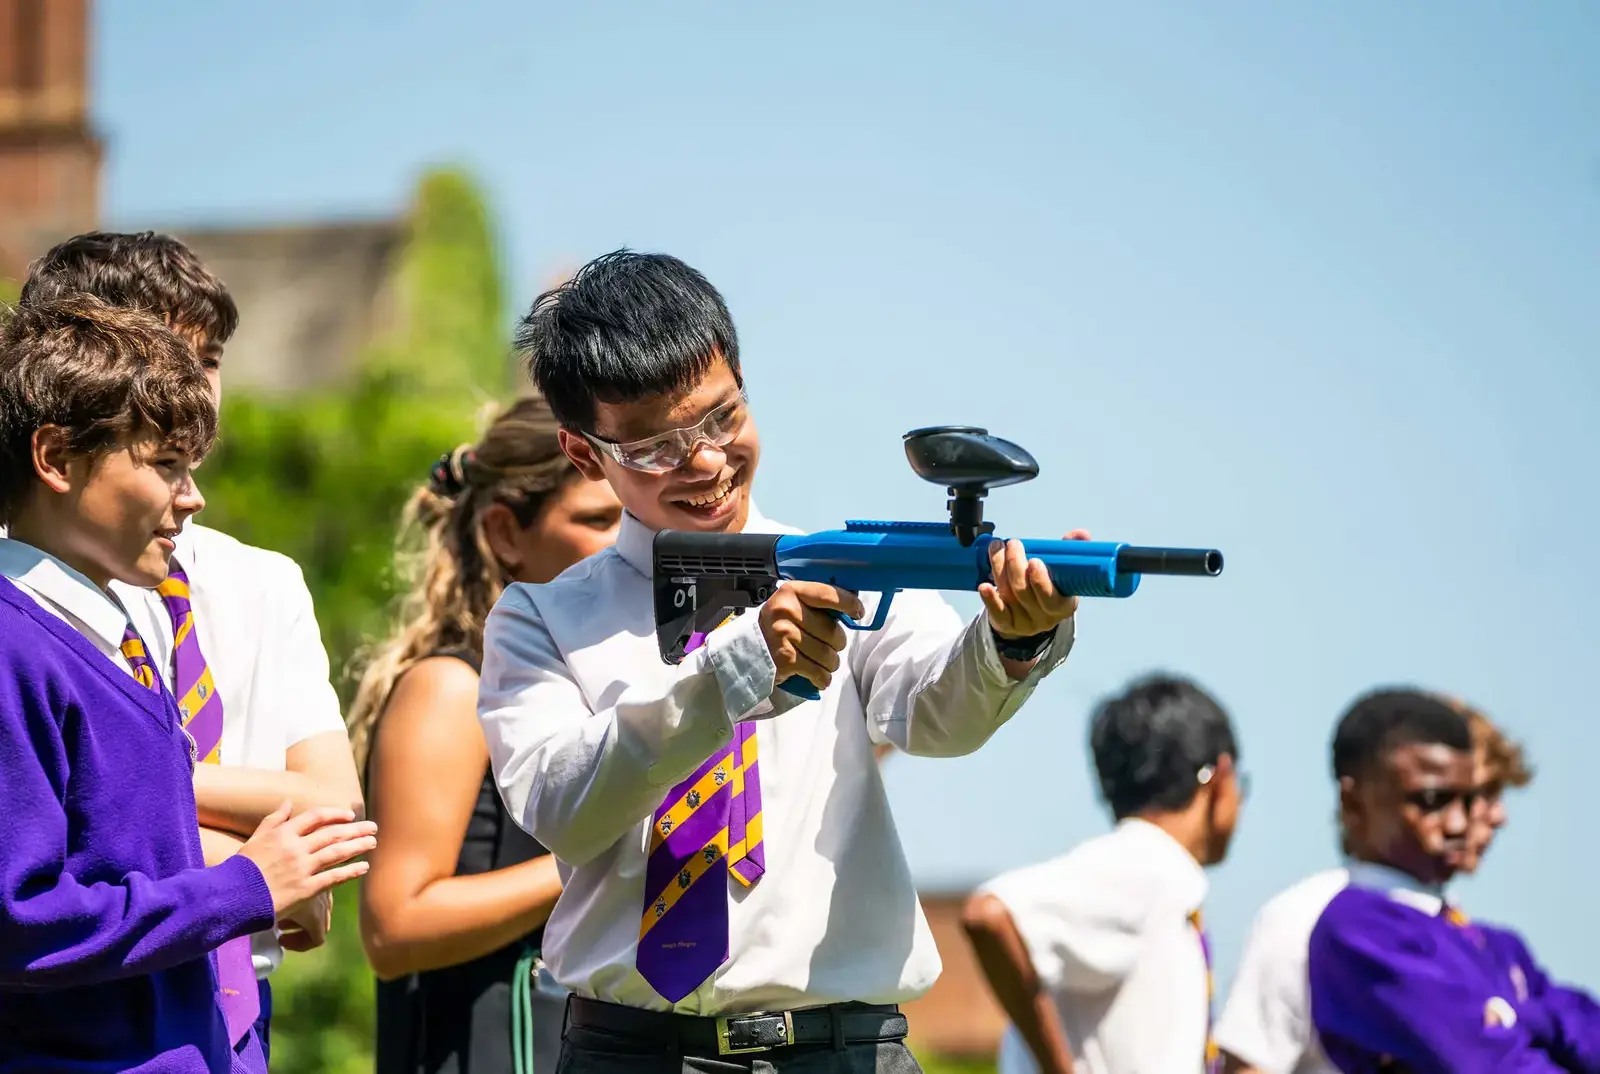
(653, 425, 1223, 700)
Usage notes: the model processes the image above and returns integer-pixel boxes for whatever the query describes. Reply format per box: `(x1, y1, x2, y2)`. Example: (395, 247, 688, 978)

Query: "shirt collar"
(615, 501, 778, 578)
(1116, 817, 1210, 908)
(1344, 858, 1447, 916)
(0, 537, 133, 651)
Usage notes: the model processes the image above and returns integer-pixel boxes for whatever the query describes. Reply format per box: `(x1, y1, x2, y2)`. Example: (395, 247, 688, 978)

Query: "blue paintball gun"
(652, 425, 1223, 700)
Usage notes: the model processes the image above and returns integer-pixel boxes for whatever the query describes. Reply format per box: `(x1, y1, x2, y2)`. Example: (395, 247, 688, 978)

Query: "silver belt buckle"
(716, 1011, 794, 1054)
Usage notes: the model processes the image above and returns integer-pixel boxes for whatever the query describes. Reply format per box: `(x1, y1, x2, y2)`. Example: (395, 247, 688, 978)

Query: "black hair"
(1088, 673, 1237, 820)
(1331, 688, 1472, 781)
(513, 249, 742, 432)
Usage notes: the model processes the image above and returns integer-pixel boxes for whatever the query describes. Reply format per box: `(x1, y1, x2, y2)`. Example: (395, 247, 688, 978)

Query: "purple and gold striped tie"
(155, 562, 261, 1045)
(636, 621, 765, 1002)
(1189, 908, 1220, 1074)
(120, 626, 161, 690)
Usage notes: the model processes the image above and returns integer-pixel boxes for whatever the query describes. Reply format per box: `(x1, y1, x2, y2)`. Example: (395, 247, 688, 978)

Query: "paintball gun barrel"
(652, 426, 1223, 699)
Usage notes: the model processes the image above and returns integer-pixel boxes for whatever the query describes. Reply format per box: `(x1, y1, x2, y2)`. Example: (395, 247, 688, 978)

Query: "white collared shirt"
(0, 537, 140, 676)
(477, 504, 1074, 1015)
(1216, 862, 1449, 1074)
(112, 521, 347, 977)
(979, 818, 1212, 1074)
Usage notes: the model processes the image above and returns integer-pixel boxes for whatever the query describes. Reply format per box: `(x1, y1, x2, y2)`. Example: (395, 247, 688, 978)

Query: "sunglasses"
(582, 392, 749, 474)
(1403, 787, 1483, 815)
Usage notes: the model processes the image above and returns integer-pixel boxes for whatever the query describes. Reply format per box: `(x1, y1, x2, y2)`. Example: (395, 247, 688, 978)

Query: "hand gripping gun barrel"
(652, 426, 1224, 700)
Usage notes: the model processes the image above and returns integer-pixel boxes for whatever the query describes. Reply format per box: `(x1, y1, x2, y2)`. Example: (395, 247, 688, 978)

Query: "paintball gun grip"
(775, 592, 898, 701)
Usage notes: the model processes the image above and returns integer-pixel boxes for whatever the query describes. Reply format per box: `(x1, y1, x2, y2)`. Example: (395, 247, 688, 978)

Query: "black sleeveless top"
(372, 649, 565, 1074)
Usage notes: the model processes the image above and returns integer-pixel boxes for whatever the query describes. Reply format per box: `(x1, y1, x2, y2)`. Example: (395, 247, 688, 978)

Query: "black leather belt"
(566, 995, 909, 1056)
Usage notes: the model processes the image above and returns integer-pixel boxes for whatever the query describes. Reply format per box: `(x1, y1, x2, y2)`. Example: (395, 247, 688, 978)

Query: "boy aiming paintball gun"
(476, 249, 1222, 1074)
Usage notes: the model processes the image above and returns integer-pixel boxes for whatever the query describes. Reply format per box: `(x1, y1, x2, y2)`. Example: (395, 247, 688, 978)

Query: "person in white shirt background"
(962, 673, 1246, 1074)
(15, 231, 366, 1061)
(1215, 696, 1536, 1074)
(476, 248, 1089, 1073)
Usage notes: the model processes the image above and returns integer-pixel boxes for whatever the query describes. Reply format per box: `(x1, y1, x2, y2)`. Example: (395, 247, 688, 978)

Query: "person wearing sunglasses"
(1219, 689, 1599, 1073)
(961, 674, 1245, 1074)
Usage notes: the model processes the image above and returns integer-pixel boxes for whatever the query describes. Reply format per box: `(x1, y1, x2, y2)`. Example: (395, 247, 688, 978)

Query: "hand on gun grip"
(239, 802, 377, 916)
(758, 582, 865, 694)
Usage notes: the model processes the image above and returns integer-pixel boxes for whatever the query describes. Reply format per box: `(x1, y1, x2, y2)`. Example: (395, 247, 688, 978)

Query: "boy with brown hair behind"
(0, 296, 376, 1073)
(19, 230, 367, 1057)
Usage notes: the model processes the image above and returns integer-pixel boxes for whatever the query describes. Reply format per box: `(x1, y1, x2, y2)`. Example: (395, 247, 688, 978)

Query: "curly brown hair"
(0, 295, 217, 525)
(1466, 709, 1533, 789)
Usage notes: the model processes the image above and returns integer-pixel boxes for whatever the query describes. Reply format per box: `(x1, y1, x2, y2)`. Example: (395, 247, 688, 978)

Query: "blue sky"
(99, 2, 1600, 991)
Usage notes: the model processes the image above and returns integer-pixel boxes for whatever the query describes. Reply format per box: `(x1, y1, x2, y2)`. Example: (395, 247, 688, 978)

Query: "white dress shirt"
(980, 819, 1212, 1074)
(477, 504, 1074, 1015)
(112, 521, 347, 977)
(0, 537, 141, 677)
(1214, 867, 1349, 1074)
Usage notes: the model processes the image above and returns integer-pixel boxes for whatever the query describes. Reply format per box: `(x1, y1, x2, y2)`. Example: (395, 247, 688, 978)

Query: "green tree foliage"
(374, 167, 510, 395)
(195, 166, 515, 1073)
(202, 166, 512, 700)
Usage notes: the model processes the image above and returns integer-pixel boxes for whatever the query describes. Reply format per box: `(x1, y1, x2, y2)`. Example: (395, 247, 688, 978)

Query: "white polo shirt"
(978, 818, 1211, 1074)
(113, 521, 347, 977)
(1214, 868, 1350, 1074)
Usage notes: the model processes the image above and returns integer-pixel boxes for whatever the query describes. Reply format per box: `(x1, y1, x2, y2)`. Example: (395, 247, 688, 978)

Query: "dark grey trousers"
(554, 1022, 925, 1074)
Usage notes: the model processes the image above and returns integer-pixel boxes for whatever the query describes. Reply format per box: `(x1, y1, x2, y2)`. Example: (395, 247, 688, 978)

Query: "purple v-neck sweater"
(0, 576, 277, 1072)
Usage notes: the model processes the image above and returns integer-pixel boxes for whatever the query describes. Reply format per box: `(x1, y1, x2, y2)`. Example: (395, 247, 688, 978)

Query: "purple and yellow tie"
(636, 621, 765, 1002)
(149, 563, 261, 1045)
(120, 626, 161, 690)
(1189, 908, 1220, 1074)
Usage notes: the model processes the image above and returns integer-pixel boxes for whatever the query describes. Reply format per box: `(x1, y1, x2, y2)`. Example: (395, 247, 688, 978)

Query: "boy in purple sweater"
(1306, 689, 1600, 1072)
(0, 296, 377, 1072)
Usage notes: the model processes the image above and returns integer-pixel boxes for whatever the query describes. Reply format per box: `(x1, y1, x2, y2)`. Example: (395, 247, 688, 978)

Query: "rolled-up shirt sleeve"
(478, 585, 776, 867)
(851, 589, 1074, 758)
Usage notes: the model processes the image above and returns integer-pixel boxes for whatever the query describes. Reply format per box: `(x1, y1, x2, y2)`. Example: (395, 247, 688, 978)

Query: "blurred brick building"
(0, 0, 99, 279)
(0, 0, 403, 392)
(903, 893, 1009, 1058)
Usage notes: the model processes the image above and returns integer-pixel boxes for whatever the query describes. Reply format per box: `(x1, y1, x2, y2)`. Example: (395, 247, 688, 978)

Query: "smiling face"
(558, 354, 761, 533)
(1342, 741, 1476, 886)
(31, 430, 205, 589)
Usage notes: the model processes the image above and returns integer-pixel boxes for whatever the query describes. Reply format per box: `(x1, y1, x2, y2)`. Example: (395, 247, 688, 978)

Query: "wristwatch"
(991, 626, 1055, 662)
